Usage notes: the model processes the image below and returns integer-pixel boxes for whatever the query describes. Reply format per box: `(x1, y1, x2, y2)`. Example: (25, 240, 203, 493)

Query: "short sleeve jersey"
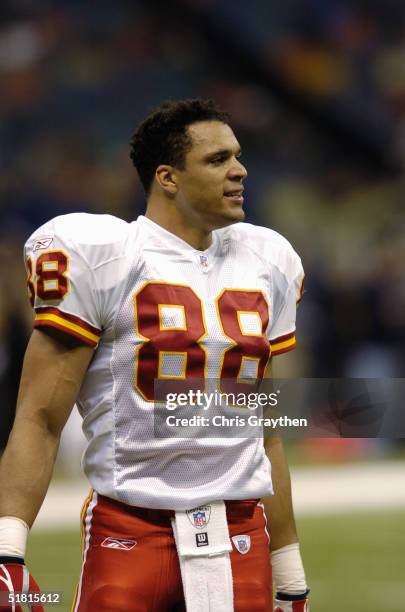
(24, 214, 304, 510)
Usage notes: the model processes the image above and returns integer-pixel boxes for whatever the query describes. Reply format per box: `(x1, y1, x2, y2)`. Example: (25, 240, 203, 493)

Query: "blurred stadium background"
(0, 0, 404, 610)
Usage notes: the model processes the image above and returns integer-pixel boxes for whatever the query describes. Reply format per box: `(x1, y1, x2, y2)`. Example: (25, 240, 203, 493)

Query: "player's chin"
(221, 197, 245, 223)
(214, 209, 245, 229)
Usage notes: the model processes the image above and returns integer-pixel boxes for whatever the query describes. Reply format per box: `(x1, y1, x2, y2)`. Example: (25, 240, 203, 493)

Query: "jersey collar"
(136, 215, 220, 258)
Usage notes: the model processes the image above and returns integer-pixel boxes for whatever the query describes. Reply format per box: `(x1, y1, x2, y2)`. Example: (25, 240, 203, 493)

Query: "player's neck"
(144, 202, 213, 251)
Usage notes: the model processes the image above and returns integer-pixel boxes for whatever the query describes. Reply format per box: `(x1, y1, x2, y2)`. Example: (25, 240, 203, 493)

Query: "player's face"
(174, 121, 247, 230)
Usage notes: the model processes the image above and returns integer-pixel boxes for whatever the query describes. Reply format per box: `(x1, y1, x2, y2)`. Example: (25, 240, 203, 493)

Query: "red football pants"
(72, 491, 272, 611)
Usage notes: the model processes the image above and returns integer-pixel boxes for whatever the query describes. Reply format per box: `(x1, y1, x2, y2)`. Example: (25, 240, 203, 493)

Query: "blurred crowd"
(1, 0, 405, 452)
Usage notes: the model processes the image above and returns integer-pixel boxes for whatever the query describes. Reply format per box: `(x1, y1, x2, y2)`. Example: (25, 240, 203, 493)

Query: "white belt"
(171, 500, 234, 612)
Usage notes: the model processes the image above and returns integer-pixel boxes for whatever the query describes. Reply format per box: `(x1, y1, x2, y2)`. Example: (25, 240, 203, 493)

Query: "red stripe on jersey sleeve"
(270, 331, 297, 356)
(34, 307, 101, 347)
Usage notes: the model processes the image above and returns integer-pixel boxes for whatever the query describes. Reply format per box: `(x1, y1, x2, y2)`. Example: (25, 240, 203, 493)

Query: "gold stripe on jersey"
(34, 309, 101, 346)
(270, 332, 296, 356)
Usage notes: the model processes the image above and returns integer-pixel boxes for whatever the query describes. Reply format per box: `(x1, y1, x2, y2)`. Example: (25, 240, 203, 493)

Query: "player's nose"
(228, 158, 247, 180)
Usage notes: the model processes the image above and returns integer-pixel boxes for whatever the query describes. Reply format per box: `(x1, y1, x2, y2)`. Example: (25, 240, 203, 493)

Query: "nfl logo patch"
(193, 511, 207, 527)
(186, 505, 211, 529)
(232, 534, 251, 555)
(199, 255, 208, 267)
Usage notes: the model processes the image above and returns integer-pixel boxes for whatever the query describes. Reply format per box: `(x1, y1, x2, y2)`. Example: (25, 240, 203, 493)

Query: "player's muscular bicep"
(0, 329, 92, 524)
(15, 328, 94, 436)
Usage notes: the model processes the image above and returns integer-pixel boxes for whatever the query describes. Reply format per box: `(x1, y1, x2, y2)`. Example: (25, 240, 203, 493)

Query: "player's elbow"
(13, 405, 66, 442)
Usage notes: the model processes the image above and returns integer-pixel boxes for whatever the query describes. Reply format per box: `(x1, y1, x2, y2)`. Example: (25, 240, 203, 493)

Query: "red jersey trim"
(34, 307, 101, 347)
(270, 331, 296, 356)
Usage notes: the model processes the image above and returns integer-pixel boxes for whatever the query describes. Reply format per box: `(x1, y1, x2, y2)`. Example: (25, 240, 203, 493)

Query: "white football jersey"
(24, 214, 304, 510)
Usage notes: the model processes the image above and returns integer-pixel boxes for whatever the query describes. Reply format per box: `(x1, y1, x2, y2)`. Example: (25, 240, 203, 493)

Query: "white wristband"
(271, 542, 307, 594)
(0, 516, 29, 558)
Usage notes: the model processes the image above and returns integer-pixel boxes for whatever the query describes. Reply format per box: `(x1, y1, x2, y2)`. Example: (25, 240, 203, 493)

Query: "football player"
(0, 99, 309, 611)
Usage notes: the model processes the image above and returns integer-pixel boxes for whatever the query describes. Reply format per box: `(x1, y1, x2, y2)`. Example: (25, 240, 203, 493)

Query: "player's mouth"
(223, 188, 244, 205)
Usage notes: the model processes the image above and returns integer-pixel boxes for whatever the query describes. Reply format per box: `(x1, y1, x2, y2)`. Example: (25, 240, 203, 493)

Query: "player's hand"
(0, 557, 44, 612)
(274, 590, 310, 611)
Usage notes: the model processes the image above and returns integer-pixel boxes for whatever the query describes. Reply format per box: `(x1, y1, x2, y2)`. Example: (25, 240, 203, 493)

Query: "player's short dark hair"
(129, 98, 230, 194)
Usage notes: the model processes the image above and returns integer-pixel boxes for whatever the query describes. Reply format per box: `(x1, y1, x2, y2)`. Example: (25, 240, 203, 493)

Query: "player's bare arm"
(262, 361, 309, 610)
(263, 436, 298, 551)
(263, 437, 309, 610)
(0, 328, 93, 525)
(261, 360, 298, 551)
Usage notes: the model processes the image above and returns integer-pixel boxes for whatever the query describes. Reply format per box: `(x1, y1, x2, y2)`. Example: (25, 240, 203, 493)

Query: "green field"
(27, 509, 405, 612)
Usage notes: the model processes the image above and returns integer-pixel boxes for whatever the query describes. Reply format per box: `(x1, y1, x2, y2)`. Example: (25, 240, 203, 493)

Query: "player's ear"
(155, 165, 178, 196)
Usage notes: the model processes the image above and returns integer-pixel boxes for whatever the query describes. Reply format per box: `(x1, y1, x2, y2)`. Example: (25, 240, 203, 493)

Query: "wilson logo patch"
(101, 537, 137, 550)
(195, 532, 209, 547)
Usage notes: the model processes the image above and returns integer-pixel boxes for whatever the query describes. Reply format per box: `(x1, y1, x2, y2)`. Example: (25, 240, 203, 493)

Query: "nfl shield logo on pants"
(232, 534, 251, 554)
